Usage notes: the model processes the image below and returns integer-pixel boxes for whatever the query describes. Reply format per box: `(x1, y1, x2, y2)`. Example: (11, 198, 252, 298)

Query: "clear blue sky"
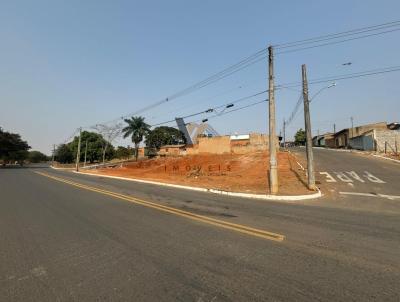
(1, 0, 399, 154)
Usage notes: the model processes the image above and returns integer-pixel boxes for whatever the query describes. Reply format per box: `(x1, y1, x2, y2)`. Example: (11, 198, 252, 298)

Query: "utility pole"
(302, 64, 316, 190)
(75, 127, 82, 172)
(84, 140, 88, 167)
(333, 123, 336, 134)
(283, 119, 286, 149)
(52, 144, 55, 167)
(102, 142, 107, 165)
(268, 46, 278, 194)
(350, 116, 354, 138)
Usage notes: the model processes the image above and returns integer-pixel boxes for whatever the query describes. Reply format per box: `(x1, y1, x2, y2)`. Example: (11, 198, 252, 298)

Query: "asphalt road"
(1, 163, 400, 301)
(290, 147, 400, 212)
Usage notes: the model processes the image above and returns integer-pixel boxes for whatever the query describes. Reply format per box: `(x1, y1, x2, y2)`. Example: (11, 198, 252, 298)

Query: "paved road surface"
(1, 163, 399, 301)
(291, 147, 400, 211)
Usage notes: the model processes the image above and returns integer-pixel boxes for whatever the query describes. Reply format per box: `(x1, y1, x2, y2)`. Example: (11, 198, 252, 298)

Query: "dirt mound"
(84, 151, 310, 195)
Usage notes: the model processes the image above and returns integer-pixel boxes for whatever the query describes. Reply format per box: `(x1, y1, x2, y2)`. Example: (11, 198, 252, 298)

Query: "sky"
(1, 0, 399, 154)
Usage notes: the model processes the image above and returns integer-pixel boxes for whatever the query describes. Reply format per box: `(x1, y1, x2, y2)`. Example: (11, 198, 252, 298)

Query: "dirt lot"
(81, 151, 312, 195)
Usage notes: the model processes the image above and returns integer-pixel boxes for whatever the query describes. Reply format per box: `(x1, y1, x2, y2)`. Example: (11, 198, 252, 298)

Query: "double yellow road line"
(35, 171, 285, 242)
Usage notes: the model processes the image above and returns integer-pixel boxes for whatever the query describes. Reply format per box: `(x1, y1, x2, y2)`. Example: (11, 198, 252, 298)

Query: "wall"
(198, 136, 231, 154)
(349, 132, 375, 151)
(350, 122, 387, 138)
(374, 129, 400, 153)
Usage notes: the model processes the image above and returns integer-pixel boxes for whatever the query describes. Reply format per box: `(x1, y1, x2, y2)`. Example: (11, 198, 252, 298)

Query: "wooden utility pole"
(268, 46, 278, 194)
(84, 140, 88, 167)
(75, 128, 82, 172)
(302, 64, 316, 190)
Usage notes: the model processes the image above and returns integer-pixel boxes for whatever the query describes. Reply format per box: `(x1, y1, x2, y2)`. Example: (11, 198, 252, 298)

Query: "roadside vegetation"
(55, 116, 186, 164)
(0, 127, 31, 165)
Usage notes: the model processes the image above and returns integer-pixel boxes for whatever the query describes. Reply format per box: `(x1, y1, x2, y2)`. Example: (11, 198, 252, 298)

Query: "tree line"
(55, 116, 186, 164)
(0, 127, 48, 165)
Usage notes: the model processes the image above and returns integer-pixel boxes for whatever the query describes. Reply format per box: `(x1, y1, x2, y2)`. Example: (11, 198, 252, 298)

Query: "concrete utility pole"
(75, 128, 82, 172)
(52, 144, 55, 167)
(283, 119, 286, 149)
(268, 46, 278, 194)
(302, 64, 316, 190)
(84, 140, 88, 167)
(350, 116, 354, 138)
(333, 123, 336, 134)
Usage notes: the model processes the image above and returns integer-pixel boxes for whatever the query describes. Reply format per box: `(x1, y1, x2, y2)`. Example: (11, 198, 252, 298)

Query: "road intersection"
(1, 149, 399, 301)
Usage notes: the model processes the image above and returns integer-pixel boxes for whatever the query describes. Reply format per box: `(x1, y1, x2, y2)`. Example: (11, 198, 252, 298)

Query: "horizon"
(1, 0, 400, 154)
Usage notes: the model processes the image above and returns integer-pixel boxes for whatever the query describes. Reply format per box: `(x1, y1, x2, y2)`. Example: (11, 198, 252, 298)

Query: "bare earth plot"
(81, 151, 312, 195)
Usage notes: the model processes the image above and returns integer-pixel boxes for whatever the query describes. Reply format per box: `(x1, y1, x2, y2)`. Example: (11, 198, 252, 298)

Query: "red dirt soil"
(82, 151, 312, 195)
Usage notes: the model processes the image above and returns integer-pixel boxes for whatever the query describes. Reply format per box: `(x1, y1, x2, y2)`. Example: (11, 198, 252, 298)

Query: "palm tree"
(122, 116, 150, 161)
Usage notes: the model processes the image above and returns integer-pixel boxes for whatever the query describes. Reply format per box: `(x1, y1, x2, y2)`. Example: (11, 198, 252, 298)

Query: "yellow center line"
(34, 171, 285, 242)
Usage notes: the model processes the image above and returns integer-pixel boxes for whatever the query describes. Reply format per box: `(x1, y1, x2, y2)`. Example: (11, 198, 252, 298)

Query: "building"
(157, 144, 186, 157)
(157, 132, 275, 156)
(349, 124, 400, 152)
(334, 122, 388, 148)
(312, 135, 325, 147)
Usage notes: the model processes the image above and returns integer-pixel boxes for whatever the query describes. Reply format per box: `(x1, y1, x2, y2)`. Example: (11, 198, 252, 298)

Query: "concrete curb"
(50, 166, 75, 171)
(71, 170, 322, 201)
(371, 154, 400, 164)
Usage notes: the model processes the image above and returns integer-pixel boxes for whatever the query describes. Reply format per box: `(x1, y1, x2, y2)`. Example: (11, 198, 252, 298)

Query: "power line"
(75, 20, 400, 140)
(187, 98, 269, 124)
(285, 93, 303, 126)
(277, 65, 400, 89)
(274, 20, 400, 49)
(276, 27, 400, 54)
(151, 90, 268, 127)
(89, 48, 268, 127)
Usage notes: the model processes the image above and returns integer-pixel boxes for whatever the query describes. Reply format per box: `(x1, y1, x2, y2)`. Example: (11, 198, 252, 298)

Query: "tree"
(55, 144, 74, 164)
(115, 146, 132, 160)
(145, 126, 186, 151)
(28, 151, 49, 163)
(122, 116, 150, 161)
(294, 128, 306, 145)
(69, 131, 114, 163)
(0, 127, 31, 165)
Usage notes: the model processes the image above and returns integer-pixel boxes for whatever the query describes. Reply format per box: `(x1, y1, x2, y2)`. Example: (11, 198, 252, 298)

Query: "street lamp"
(310, 82, 336, 102)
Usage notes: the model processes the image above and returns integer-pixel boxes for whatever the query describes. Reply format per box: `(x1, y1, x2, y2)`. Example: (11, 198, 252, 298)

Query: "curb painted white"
(371, 154, 400, 164)
(50, 166, 75, 170)
(72, 171, 322, 201)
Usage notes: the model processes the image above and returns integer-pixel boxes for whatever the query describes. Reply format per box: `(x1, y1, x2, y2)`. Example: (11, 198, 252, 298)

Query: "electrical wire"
(150, 90, 268, 127)
(277, 65, 400, 89)
(274, 20, 400, 49)
(276, 27, 400, 54)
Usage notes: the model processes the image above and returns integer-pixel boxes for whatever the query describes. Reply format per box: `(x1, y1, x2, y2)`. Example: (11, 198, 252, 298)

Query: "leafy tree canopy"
(294, 128, 306, 145)
(55, 131, 115, 164)
(145, 126, 186, 150)
(0, 127, 31, 164)
(115, 146, 133, 160)
(55, 144, 74, 164)
(28, 151, 49, 163)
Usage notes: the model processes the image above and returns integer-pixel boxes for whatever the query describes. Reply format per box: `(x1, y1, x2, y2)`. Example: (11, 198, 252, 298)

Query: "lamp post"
(310, 82, 336, 102)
